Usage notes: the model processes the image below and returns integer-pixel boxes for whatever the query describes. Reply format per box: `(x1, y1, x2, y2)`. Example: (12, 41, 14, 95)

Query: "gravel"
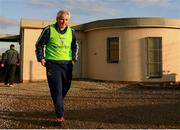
(0, 80, 180, 129)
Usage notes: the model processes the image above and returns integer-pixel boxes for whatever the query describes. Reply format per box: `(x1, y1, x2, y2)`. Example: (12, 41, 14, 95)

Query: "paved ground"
(0, 80, 180, 129)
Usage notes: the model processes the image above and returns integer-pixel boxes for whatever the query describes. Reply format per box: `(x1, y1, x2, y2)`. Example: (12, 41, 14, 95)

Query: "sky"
(0, 0, 180, 35)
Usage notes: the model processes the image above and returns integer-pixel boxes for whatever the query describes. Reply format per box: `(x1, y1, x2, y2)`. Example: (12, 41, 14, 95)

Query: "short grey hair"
(56, 10, 71, 19)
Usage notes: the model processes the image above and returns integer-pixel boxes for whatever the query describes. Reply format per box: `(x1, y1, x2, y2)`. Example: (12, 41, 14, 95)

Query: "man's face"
(57, 13, 69, 29)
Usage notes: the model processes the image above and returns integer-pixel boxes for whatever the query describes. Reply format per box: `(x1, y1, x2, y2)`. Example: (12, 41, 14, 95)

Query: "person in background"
(1, 44, 20, 87)
(35, 9, 78, 123)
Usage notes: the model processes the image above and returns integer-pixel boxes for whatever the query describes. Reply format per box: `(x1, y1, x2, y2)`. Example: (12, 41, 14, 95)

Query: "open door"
(72, 39, 82, 78)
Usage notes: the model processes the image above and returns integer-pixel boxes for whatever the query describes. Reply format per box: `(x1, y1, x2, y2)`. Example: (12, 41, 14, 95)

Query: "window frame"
(146, 37, 162, 78)
(107, 37, 119, 63)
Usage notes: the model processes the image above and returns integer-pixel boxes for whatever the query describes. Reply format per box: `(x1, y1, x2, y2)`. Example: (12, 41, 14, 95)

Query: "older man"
(35, 10, 78, 123)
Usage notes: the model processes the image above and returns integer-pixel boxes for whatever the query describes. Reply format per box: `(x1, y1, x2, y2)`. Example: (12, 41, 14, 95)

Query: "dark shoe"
(56, 117, 64, 123)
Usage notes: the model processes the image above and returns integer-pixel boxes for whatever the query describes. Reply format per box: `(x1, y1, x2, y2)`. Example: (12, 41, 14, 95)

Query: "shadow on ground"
(0, 81, 180, 128)
(1, 103, 180, 128)
(66, 103, 180, 127)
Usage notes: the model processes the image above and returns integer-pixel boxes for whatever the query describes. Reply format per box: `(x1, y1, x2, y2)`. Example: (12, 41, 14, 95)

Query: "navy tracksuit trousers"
(46, 60, 73, 118)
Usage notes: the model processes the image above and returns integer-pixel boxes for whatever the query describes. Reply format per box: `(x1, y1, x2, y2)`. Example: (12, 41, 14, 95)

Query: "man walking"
(1, 44, 20, 87)
(35, 10, 78, 123)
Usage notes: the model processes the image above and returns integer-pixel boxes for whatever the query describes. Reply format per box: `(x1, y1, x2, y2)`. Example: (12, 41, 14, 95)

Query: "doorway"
(0, 34, 20, 83)
(72, 39, 82, 78)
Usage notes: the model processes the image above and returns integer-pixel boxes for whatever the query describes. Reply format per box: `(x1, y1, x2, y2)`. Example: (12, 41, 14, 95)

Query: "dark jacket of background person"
(1, 48, 20, 65)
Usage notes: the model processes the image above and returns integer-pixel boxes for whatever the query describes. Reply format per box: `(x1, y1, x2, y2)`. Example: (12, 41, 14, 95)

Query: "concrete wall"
(21, 28, 46, 82)
(20, 18, 180, 82)
(21, 29, 86, 82)
(85, 27, 180, 82)
(20, 19, 82, 82)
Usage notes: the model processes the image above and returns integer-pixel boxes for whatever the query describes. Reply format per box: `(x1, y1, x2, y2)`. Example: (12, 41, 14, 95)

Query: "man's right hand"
(40, 59, 46, 67)
(1, 64, 4, 67)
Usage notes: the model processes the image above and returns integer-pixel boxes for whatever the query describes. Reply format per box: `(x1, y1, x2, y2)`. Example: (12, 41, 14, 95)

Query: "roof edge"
(73, 17, 180, 31)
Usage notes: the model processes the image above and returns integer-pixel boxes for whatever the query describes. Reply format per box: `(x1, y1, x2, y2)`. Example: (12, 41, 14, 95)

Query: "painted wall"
(85, 28, 180, 82)
(21, 28, 46, 82)
(20, 18, 180, 82)
(21, 28, 85, 82)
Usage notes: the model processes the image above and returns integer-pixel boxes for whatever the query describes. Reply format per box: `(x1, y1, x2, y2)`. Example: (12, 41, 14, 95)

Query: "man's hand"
(1, 64, 4, 67)
(41, 59, 46, 67)
(72, 60, 75, 65)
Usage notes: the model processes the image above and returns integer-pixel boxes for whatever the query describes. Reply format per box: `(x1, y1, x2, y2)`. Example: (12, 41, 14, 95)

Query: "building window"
(107, 37, 119, 63)
(147, 37, 162, 78)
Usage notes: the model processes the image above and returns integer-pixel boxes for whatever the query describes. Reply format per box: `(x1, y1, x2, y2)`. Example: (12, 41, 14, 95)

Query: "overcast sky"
(0, 0, 180, 34)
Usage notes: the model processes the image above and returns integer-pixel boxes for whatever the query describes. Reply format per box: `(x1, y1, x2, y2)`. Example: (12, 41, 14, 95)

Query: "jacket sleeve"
(35, 26, 50, 62)
(71, 29, 78, 61)
(1, 52, 7, 64)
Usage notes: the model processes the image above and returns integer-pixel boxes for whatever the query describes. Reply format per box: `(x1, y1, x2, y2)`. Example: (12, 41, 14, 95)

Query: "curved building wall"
(86, 27, 180, 82)
(20, 18, 180, 82)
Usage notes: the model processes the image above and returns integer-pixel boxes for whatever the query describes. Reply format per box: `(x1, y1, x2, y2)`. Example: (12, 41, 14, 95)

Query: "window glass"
(147, 37, 162, 78)
(107, 37, 119, 63)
